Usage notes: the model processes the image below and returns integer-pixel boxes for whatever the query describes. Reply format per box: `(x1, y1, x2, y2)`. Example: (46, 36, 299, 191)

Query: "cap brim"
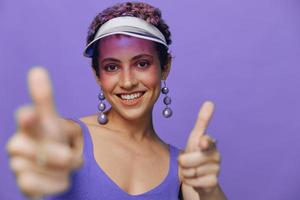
(83, 26, 168, 58)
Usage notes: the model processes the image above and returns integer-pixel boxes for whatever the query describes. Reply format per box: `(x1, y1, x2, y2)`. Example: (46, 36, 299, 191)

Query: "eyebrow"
(131, 54, 153, 61)
(101, 54, 153, 64)
(101, 58, 121, 65)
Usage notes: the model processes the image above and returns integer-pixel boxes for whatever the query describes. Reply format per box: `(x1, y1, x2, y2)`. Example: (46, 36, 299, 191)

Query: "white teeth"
(120, 92, 143, 100)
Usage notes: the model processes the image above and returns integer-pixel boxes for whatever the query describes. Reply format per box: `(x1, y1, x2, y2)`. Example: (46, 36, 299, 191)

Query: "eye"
(137, 60, 150, 69)
(104, 64, 119, 72)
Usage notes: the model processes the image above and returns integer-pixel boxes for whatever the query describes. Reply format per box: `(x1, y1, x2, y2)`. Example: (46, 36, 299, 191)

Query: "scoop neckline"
(91, 144, 173, 197)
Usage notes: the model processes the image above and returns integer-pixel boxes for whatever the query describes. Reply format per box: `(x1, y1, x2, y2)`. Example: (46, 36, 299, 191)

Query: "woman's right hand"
(6, 67, 83, 198)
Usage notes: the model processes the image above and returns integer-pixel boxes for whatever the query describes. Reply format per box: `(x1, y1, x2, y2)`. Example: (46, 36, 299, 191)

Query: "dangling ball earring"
(161, 81, 172, 118)
(97, 90, 108, 124)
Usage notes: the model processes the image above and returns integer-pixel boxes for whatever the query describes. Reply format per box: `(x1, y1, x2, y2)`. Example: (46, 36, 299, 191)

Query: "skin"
(6, 68, 83, 197)
(179, 102, 227, 199)
(6, 35, 226, 199)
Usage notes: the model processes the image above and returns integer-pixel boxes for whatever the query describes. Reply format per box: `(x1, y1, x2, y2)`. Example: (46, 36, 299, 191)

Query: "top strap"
(69, 118, 94, 161)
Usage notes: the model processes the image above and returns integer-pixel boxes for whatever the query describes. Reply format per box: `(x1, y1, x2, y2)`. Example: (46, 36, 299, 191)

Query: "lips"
(116, 91, 145, 106)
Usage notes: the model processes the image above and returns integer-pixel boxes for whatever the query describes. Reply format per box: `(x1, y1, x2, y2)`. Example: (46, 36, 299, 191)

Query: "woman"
(7, 2, 226, 200)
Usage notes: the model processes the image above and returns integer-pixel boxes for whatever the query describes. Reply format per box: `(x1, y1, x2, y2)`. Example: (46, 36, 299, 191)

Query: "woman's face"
(96, 34, 168, 121)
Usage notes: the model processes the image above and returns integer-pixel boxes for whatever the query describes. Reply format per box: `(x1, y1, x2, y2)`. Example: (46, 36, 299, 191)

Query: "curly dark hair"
(86, 1, 172, 76)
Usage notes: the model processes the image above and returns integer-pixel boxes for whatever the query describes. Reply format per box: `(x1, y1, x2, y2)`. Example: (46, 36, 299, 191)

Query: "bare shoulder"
(79, 115, 110, 138)
(59, 117, 82, 137)
(80, 115, 97, 125)
(58, 117, 84, 156)
(79, 115, 109, 134)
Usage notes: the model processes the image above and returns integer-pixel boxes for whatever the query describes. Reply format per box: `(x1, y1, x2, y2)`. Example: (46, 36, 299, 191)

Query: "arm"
(6, 67, 83, 198)
(182, 183, 226, 200)
(178, 101, 227, 200)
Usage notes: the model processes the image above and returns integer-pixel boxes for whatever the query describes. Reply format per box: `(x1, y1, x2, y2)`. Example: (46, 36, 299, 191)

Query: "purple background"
(1, 0, 300, 199)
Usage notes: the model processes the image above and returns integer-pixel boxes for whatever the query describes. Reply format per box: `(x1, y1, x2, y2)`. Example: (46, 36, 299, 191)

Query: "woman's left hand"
(178, 101, 222, 197)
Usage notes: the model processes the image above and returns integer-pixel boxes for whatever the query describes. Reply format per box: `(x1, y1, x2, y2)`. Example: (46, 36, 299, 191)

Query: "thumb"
(198, 135, 217, 152)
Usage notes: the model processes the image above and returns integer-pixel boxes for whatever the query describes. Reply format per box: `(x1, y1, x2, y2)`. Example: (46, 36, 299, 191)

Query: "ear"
(161, 55, 172, 80)
(92, 67, 102, 87)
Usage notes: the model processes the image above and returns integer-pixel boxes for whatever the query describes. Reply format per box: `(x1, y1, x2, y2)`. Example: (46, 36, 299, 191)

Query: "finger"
(7, 133, 36, 157)
(181, 163, 220, 178)
(178, 151, 220, 168)
(28, 67, 56, 118)
(17, 171, 70, 197)
(199, 135, 217, 152)
(183, 174, 218, 189)
(38, 140, 75, 168)
(28, 67, 66, 142)
(186, 101, 215, 151)
(15, 106, 39, 136)
(193, 101, 214, 136)
(7, 134, 75, 169)
(10, 156, 70, 178)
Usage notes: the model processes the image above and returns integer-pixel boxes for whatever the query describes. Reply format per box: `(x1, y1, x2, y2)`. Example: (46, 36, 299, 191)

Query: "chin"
(115, 107, 152, 121)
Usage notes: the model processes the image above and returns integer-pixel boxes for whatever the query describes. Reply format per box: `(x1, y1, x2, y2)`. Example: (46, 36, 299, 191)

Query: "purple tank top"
(46, 119, 181, 200)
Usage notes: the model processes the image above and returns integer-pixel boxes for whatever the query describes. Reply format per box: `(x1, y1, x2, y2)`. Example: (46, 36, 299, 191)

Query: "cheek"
(139, 66, 162, 87)
(98, 71, 119, 90)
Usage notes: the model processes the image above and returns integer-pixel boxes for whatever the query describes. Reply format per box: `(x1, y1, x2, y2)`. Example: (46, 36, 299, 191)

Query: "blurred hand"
(178, 101, 221, 197)
(6, 67, 82, 198)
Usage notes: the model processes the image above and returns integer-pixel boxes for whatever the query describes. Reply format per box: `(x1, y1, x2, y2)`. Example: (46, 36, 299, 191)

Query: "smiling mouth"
(116, 92, 145, 101)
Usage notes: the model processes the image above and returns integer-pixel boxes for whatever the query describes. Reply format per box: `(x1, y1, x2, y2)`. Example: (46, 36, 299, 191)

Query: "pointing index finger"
(27, 67, 66, 142)
(193, 101, 215, 135)
(186, 101, 215, 152)
(28, 67, 56, 117)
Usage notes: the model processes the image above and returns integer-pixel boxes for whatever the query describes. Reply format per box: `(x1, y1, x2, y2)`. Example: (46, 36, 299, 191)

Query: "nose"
(120, 67, 138, 90)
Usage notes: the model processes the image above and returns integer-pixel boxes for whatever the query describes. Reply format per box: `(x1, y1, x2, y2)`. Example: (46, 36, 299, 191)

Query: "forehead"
(97, 34, 157, 58)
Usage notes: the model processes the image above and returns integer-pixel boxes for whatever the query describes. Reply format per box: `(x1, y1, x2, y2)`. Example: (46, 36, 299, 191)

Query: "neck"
(106, 108, 158, 141)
